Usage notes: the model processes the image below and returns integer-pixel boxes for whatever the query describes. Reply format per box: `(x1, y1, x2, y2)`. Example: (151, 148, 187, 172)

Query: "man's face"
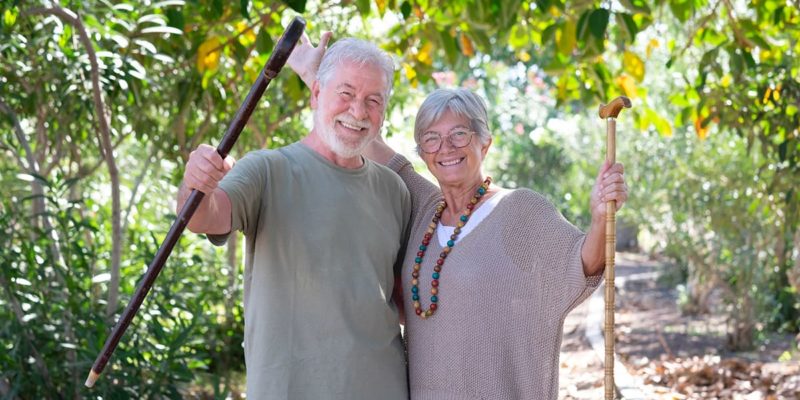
(311, 60, 388, 158)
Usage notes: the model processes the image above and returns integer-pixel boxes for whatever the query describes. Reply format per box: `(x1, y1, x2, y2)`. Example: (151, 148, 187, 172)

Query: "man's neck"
(301, 132, 364, 169)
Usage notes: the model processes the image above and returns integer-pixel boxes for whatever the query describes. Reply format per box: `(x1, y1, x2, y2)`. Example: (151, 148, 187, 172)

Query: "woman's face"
(419, 110, 491, 188)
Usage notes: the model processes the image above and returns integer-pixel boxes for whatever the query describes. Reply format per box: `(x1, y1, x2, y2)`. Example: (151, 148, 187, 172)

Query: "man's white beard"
(314, 109, 375, 159)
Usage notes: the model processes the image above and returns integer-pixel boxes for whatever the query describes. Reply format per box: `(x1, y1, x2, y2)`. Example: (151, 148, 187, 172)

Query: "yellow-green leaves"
(623, 51, 645, 82)
(197, 36, 221, 74)
(557, 17, 577, 56)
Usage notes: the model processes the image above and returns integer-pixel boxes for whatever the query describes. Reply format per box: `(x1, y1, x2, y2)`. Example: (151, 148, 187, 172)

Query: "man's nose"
(349, 100, 368, 120)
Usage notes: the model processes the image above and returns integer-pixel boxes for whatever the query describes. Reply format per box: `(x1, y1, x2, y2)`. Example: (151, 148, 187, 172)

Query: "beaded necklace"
(411, 177, 492, 319)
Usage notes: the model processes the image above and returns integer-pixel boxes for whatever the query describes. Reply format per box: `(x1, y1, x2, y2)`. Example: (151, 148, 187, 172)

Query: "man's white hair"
(315, 38, 395, 99)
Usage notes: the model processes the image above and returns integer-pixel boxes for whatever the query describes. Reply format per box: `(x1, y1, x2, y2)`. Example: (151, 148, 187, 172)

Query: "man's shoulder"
(368, 160, 408, 190)
(237, 143, 302, 167)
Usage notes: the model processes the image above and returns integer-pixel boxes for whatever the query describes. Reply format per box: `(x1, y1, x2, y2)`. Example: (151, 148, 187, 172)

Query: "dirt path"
(558, 253, 800, 399)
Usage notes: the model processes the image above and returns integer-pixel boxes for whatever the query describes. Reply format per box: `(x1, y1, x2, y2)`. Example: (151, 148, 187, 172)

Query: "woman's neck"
(440, 177, 496, 226)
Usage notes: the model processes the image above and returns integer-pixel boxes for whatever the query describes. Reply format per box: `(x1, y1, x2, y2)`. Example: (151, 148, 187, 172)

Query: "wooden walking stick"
(598, 96, 631, 400)
(85, 17, 306, 388)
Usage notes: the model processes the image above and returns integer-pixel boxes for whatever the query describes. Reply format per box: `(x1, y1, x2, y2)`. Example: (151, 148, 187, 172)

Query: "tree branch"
(721, 0, 756, 49)
(121, 146, 155, 234)
(0, 100, 39, 173)
(23, 4, 124, 328)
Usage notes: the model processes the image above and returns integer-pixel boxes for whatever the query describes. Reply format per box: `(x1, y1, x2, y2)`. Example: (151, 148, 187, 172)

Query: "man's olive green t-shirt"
(208, 142, 410, 400)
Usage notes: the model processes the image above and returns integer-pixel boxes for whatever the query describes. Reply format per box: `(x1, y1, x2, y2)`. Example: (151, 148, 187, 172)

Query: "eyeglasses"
(418, 129, 475, 153)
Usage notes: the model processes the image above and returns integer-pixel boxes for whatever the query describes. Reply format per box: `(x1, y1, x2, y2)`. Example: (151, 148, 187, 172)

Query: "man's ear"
(310, 80, 321, 109)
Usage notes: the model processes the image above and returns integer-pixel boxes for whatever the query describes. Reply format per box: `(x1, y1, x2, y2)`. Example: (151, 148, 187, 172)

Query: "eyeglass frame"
(417, 127, 476, 154)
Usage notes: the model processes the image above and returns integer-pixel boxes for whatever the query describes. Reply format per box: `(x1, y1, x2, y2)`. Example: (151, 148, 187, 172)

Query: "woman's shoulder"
(500, 188, 555, 210)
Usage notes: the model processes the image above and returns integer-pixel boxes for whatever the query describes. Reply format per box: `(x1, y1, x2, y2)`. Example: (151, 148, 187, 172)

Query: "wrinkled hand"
(590, 161, 628, 221)
(183, 144, 235, 194)
(287, 31, 332, 87)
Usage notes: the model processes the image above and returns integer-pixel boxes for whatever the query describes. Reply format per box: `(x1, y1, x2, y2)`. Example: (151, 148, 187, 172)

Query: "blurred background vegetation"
(1, 0, 798, 398)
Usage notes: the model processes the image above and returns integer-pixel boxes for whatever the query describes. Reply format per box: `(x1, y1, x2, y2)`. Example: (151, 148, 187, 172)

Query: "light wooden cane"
(598, 96, 631, 400)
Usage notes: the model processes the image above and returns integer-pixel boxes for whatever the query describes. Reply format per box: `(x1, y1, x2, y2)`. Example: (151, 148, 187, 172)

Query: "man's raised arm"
(176, 143, 234, 235)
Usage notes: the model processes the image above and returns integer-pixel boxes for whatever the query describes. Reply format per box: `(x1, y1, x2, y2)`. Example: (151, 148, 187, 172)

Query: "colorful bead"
(411, 176, 491, 320)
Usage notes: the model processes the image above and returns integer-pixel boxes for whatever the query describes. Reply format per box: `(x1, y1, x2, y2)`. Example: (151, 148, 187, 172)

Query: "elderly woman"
(289, 36, 628, 400)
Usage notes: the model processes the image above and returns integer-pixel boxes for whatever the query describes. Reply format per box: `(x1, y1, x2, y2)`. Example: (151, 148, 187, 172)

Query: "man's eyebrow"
(335, 83, 355, 91)
(335, 83, 385, 100)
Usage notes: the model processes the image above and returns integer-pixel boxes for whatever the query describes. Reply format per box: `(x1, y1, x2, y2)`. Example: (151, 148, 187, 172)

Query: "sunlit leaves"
(556, 17, 576, 56)
(197, 37, 221, 73)
(646, 38, 659, 58)
(615, 74, 638, 99)
(4, 6, 17, 27)
(641, 106, 673, 137)
(623, 51, 645, 82)
(459, 32, 474, 57)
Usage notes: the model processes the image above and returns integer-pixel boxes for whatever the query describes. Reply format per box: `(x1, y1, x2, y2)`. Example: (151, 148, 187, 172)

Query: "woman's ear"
(481, 136, 492, 158)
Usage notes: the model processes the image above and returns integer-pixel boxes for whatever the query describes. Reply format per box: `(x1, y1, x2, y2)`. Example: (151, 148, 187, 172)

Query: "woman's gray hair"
(414, 88, 492, 154)
(316, 38, 395, 99)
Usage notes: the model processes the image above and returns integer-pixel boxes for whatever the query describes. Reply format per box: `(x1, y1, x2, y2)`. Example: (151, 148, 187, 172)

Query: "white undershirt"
(436, 189, 510, 247)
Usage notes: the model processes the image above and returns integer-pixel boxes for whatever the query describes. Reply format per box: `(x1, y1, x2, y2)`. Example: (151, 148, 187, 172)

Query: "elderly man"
(177, 38, 410, 399)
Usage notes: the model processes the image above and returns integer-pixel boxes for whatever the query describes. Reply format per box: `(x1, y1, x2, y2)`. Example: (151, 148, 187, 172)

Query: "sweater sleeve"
(386, 153, 441, 229)
(501, 189, 602, 314)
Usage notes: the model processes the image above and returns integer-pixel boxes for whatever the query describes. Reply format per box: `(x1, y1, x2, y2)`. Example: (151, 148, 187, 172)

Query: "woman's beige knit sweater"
(387, 154, 602, 400)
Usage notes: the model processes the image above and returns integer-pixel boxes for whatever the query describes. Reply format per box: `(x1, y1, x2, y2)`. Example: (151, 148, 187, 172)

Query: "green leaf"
(400, 1, 412, 19)
(616, 13, 638, 43)
(256, 28, 274, 54)
(240, 0, 251, 18)
(356, 0, 371, 17)
(165, 8, 184, 30)
(541, 23, 557, 46)
(557, 19, 577, 56)
(576, 10, 591, 41)
(283, 0, 307, 13)
(669, 0, 692, 22)
(588, 9, 610, 40)
(211, 0, 224, 18)
(509, 24, 530, 49)
(439, 30, 458, 66)
(3, 7, 18, 27)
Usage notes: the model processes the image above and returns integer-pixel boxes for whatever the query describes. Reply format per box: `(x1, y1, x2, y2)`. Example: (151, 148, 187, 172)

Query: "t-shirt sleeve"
(394, 182, 412, 277)
(207, 151, 267, 246)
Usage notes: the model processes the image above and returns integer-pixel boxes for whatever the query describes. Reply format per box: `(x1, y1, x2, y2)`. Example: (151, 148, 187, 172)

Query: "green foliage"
(1, 0, 799, 395)
(0, 172, 244, 398)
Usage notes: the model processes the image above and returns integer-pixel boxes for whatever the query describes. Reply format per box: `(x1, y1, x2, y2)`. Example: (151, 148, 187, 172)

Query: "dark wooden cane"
(85, 17, 306, 388)
(598, 96, 631, 400)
